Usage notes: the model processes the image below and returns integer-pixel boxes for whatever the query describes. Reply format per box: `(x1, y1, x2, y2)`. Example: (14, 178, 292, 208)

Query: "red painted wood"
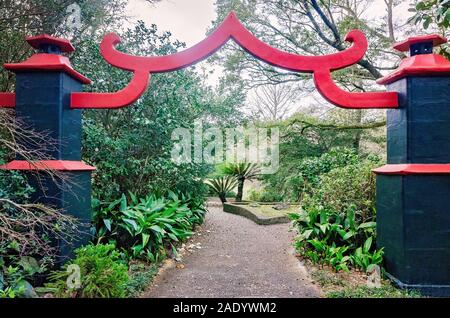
(71, 71, 150, 109)
(4, 54, 91, 84)
(377, 53, 450, 85)
(26, 34, 75, 53)
(71, 11, 398, 110)
(393, 34, 447, 52)
(0, 93, 15, 108)
(0, 160, 96, 171)
(373, 164, 450, 175)
(378, 33, 450, 85)
(314, 70, 398, 109)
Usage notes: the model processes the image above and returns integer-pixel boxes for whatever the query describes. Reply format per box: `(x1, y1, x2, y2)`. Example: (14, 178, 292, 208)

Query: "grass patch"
(247, 204, 300, 218)
(125, 261, 159, 297)
(307, 263, 421, 298)
(327, 284, 421, 298)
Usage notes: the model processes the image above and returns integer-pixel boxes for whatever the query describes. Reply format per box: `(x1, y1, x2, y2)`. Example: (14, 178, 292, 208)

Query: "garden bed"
(302, 259, 421, 298)
(222, 202, 299, 225)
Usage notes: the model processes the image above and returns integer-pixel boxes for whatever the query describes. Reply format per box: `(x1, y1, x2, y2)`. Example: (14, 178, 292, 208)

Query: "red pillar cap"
(26, 34, 75, 53)
(392, 34, 447, 52)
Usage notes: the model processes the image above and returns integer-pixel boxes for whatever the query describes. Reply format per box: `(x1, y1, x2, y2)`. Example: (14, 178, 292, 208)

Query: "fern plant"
(205, 176, 237, 203)
(220, 163, 260, 201)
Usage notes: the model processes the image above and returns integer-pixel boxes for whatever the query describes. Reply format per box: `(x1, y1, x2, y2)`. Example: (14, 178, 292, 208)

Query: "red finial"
(26, 34, 75, 53)
(377, 34, 450, 85)
(3, 34, 90, 84)
(392, 34, 447, 52)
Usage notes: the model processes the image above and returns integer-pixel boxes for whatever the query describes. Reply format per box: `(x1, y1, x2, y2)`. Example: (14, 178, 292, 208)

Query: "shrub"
(0, 253, 49, 298)
(125, 262, 158, 297)
(290, 157, 383, 272)
(45, 244, 128, 298)
(302, 155, 380, 222)
(263, 148, 360, 202)
(248, 188, 283, 202)
(93, 192, 207, 262)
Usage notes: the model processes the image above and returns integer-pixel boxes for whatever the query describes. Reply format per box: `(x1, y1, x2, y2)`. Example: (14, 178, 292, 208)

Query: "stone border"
(222, 202, 291, 225)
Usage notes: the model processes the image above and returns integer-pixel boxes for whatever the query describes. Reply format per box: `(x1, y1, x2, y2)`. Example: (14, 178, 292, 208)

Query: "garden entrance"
(1, 11, 450, 296)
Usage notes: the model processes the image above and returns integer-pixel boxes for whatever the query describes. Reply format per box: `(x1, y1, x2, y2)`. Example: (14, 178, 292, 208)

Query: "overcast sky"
(125, 0, 411, 46)
(126, 0, 217, 47)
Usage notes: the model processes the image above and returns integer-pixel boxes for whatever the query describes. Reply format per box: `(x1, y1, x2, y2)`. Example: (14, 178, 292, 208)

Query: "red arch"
(71, 11, 398, 109)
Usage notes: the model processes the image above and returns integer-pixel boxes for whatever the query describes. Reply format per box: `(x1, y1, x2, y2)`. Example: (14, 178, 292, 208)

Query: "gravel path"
(142, 204, 321, 298)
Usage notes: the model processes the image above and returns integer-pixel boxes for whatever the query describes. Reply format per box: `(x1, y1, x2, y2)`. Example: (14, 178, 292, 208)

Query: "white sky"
(125, 0, 217, 47)
(125, 0, 411, 46)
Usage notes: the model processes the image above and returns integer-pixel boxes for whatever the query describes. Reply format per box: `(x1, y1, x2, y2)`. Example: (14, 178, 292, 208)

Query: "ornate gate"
(1, 12, 450, 296)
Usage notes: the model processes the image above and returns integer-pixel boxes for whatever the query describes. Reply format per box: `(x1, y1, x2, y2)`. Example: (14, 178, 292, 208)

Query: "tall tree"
(0, 0, 128, 92)
(248, 84, 300, 120)
(212, 0, 414, 151)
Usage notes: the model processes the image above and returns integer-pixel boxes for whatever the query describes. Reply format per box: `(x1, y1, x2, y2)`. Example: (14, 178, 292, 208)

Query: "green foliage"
(0, 257, 39, 298)
(409, 0, 450, 30)
(248, 188, 283, 202)
(206, 176, 238, 203)
(0, 249, 54, 298)
(264, 148, 361, 203)
(125, 262, 158, 297)
(290, 157, 383, 272)
(220, 163, 260, 201)
(0, 286, 17, 298)
(408, 0, 450, 58)
(93, 192, 206, 262)
(0, 171, 34, 202)
(0, 172, 73, 298)
(301, 153, 380, 218)
(327, 284, 421, 298)
(46, 244, 128, 298)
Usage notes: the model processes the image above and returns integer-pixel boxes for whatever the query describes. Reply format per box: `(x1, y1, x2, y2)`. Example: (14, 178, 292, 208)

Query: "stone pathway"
(142, 203, 321, 298)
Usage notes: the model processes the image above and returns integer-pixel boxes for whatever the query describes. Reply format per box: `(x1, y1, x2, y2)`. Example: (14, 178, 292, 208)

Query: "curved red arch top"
(71, 11, 398, 109)
(99, 12, 366, 73)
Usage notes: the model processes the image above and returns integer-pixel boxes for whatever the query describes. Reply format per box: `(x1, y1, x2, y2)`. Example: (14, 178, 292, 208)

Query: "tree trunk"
(219, 193, 227, 203)
(236, 178, 245, 202)
(353, 109, 363, 152)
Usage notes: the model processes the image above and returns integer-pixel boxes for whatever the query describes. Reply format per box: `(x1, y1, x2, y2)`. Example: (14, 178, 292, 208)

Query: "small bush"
(93, 192, 207, 262)
(45, 244, 129, 298)
(262, 148, 360, 202)
(290, 156, 383, 272)
(125, 262, 158, 297)
(248, 188, 283, 202)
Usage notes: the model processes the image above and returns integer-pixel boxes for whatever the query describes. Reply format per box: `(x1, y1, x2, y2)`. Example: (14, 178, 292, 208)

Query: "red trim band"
(0, 160, 96, 171)
(0, 93, 15, 108)
(373, 164, 450, 175)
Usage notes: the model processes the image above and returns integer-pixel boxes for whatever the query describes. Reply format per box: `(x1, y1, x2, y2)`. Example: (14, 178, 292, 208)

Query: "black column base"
(28, 170, 93, 263)
(386, 272, 450, 297)
(376, 173, 450, 297)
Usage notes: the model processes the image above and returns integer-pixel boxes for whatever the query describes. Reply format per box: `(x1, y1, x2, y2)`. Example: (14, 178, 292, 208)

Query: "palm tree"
(206, 176, 238, 203)
(221, 163, 260, 202)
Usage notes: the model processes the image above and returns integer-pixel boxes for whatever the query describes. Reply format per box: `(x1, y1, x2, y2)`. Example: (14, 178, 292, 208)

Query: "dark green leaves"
(92, 192, 207, 262)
